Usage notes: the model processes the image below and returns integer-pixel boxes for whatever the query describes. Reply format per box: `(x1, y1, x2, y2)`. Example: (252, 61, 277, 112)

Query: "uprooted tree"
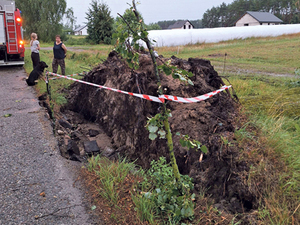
(112, 1, 213, 220)
(114, 0, 209, 182)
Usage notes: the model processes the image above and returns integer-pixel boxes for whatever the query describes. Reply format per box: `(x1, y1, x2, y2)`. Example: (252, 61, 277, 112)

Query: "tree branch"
(132, 1, 140, 22)
(117, 13, 136, 36)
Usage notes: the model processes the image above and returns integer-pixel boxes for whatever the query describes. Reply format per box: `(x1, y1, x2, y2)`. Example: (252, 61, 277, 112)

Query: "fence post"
(45, 71, 51, 101)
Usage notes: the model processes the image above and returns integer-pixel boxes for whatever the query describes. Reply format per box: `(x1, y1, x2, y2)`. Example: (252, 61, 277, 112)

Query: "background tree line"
(15, 0, 76, 42)
(202, 0, 300, 28)
(16, 0, 300, 44)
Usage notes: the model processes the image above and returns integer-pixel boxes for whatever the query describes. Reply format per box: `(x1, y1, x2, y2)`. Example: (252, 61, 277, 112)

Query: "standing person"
(52, 35, 67, 75)
(30, 33, 40, 69)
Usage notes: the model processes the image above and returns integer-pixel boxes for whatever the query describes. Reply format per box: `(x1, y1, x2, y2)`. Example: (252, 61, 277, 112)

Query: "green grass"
(157, 33, 300, 74)
(229, 74, 300, 224)
(87, 155, 159, 224)
(88, 155, 136, 205)
(228, 74, 300, 118)
(131, 194, 157, 224)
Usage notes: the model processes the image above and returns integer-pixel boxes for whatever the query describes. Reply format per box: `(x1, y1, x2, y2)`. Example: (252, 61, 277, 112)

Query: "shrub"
(138, 157, 195, 224)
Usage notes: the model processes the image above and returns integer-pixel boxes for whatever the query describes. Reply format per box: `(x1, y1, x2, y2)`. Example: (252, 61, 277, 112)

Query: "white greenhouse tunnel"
(146, 24, 300, 47)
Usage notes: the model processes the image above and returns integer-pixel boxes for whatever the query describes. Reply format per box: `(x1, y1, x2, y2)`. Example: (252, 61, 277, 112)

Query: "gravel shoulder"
(0, 67, 98, 225)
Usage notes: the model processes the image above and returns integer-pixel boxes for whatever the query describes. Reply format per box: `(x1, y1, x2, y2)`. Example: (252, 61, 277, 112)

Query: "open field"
(158, 33, 300, 75)
(23, 34, 300, 224)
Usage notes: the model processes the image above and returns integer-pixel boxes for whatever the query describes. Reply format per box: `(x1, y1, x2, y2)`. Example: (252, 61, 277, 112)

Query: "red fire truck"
(0, 0, 25, 66)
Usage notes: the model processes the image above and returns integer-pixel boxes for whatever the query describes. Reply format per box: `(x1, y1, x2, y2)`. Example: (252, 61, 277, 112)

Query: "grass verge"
(84, 155, 239, 225)
(230, 74, 300, 224)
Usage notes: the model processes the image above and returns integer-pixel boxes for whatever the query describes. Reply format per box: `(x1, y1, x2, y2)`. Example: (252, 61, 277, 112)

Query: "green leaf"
(190, 141, 197, 147)
(3, 114, 12, 118)
(134, 43, 140, 50)
(176, 132, 181, 136)
(172, 72, 180, 79)
(179, 139, 187, 147)
(141, 30, 148, 39)
(112, 33, 118, 39)
(191, 193, 196, 201)
(158, 130, 166, 138)
(181, 70, 188, 75)
(187, 141, 194, 149)
(144, 192, 151, 199)
(148, 125, 158, 133)
(188, 79, 194, 86)
(162, 65, 172, 75)
(188, 72, 194, 78)
(155, 188, 161, 193)
(179, 75, 187, 82)
(91, 205, 96, 211)
(185, 206, 193, 217)
(149, 133, 158, 141)
(201, 145, 208, 154)
(181, 207, 186, 216)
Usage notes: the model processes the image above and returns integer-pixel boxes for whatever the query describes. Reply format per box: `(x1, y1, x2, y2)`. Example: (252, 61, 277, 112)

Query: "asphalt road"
(0, 67, 97, 224)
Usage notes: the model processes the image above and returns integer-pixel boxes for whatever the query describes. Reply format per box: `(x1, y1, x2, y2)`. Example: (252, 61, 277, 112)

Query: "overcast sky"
(67, 0, 234, 26)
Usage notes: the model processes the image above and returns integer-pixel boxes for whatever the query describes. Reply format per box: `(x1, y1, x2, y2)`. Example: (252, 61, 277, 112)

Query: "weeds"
(135, 157, 195, 224)
(88, 155, 136, 205)
(131, 194, 157, 224)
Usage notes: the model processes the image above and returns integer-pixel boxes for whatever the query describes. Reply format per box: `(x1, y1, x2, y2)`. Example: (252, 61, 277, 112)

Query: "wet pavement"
(0, 67, 97, 224)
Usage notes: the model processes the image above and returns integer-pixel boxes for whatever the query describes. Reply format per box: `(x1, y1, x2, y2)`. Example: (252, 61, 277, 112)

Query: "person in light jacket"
(30, 33, 40, 69)
(52, 35, 67, 75)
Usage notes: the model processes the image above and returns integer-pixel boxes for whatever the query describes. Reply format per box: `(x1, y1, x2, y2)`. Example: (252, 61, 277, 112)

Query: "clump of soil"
(64, 51, 257, 215)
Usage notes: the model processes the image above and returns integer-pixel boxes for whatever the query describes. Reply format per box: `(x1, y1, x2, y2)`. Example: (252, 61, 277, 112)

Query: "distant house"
(236, 11, 283, 27)
(168, 20, 194, 30)
(74, 25, 88, 35)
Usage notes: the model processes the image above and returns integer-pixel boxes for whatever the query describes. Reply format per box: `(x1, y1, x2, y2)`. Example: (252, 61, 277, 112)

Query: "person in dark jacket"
(52, 35, 67, 75)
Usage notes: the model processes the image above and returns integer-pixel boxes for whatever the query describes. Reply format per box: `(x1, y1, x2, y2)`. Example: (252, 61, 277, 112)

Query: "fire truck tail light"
(19, 40, 24, 48)
(16, 18, 21, 22)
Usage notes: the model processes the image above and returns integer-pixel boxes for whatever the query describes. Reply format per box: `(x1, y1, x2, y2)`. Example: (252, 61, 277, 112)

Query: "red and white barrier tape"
(48, 72, 87, 80)
(160, 86, 231, 103)
(46, 71, 164, 103)
(46, 71, 231, 104)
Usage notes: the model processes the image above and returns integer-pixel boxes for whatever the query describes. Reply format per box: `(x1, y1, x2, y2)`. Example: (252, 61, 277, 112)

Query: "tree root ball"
(65, 51, 257, 213)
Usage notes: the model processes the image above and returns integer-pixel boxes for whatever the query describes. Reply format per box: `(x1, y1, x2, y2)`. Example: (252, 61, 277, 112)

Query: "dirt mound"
(65, 51, 257, 214)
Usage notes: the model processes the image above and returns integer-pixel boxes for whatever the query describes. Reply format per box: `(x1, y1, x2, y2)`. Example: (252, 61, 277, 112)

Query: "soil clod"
(88, 129, 100, 137)
(84, 141, 100, 155)
(58, 119, 73, 130)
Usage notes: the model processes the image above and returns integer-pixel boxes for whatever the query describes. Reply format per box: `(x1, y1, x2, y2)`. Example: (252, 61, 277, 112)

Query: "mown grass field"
(23, 34, 300, 224)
